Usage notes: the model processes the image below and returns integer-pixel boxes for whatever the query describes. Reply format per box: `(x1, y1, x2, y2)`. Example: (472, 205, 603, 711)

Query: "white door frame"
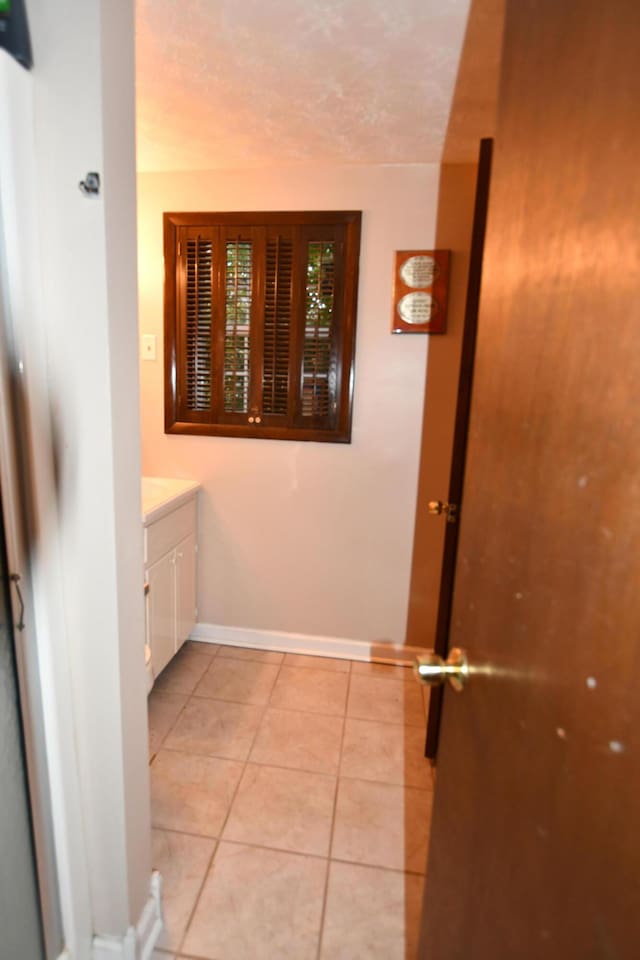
(0, 2, 158, 957)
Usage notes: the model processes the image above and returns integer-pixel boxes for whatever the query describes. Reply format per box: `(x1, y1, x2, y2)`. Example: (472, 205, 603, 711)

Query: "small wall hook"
(78, 172, 100, 197)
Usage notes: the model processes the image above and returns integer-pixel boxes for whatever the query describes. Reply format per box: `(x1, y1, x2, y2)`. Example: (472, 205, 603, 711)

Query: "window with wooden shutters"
(164, 211, 361, 442)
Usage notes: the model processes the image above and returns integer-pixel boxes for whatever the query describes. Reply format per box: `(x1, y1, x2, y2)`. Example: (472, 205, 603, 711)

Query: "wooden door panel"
(421, 1, 640, 957)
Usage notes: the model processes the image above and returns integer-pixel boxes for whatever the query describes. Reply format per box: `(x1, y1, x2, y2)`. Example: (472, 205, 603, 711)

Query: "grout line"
(174, 659, 266, 960)
(205, 653, 287, 835)
(236, 758, 431, 791)
(211, 671, 276, 831)
(157, 745, 251, 764)
(335, 771, 434, 791)
(150, 824, 220, 843)
(150, 827, 427, 878)
(157, 743, 249, 762)
(241, 758, 339, 780)
(155, 688, 427, 731)
(328, 855, 428, 878)
(315, 659, 352, 960)
(151, 760, 430, 830)
(255, 703, 349, 720)
(170, 951, 222, 960)
(175, 837, 219, 957)
(175, 691, 276, 708)
(343, 708, 426, 729)
(260, 653, 285, 723)
(148, 692, 193, 758)
(187, 692, 351, 720)
(215, 650, 286, 666)
(170, 953, 219, 960)
(281, 654, 353, 675)
(218, 836, 330, 861)
(184, 640, 221, 657)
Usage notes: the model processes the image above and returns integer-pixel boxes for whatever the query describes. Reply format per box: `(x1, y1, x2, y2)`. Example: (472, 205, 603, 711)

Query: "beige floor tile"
(194, 657, 280, 705)
(183, 842, 326, 960)
(223, 764, 336, 856)
(340, 718, 433, 788)
(151, 750, 244, 837)
(320, 861, 424, 960)
(217, 645, 284, 664)
(151, 951, 174, 959)
(269, 666, 349, 716)
(183, 640, 219, 657)
(249, 708, 344, 774)
(164, 697, 263, 761)
(283, 653, 350, 672)
(347, 675, 425, 726)
(351, 660, 414, 681)
(152, 828, 215, 952)
(332, 778, 432, 873)
(148, 692, 188, 757)
(153, 648, 212, 696)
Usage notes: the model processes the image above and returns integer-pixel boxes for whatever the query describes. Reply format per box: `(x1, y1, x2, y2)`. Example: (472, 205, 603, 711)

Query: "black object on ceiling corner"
(0, 0, 33, 70)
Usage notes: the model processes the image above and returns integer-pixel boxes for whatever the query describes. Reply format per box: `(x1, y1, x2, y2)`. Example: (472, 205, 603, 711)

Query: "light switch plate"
(141, 334, 156, 361)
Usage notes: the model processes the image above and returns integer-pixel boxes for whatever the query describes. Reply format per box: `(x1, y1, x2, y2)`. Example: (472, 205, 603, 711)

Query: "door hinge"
(9, 573, 25, 631)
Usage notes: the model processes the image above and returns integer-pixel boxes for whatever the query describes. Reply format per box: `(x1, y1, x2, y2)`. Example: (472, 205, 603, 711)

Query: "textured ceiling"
(136, 0, 501, 173)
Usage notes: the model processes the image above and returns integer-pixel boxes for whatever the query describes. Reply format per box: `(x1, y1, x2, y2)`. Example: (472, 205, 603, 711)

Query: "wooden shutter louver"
(184, 236, 213, 412)
(263, 235, 293, 417)
(165, 211, 360, 442)
(224, 239, 252, 414)
(302, 241, 335, 418)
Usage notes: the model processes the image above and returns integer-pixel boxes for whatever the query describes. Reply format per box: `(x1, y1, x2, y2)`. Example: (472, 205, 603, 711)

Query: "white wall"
(138, 164, 439, 646)
(0, 1, 152, 955)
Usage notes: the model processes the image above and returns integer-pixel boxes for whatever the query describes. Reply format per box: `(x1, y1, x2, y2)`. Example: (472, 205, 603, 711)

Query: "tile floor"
(148, 641, 434, 960)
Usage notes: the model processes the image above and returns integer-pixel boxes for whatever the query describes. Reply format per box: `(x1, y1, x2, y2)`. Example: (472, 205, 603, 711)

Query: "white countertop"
(141, 476, 200, 525)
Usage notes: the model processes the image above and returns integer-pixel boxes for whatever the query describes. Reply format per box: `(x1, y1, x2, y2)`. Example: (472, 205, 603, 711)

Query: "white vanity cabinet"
(142, 479, 199, 682)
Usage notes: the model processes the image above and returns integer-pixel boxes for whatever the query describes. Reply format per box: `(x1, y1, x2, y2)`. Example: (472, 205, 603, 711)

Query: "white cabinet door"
(176, 532, 197, 650)
(147, 550, 176, 677)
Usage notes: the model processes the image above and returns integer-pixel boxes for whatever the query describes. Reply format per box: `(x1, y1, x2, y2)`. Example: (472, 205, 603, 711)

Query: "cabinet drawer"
(144, 498, 196, 566)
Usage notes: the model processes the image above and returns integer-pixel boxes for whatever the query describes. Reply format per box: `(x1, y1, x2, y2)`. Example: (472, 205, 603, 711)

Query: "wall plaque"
(391, 249, 450, 334)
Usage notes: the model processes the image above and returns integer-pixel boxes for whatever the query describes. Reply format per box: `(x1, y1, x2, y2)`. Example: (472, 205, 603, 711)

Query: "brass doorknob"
(427, 500, 458, 523)
(414, 648, 469, 693)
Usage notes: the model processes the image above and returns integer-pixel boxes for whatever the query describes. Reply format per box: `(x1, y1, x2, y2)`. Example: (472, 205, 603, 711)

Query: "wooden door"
(425, 138, 492, 759)
(420, 2, 640, 957)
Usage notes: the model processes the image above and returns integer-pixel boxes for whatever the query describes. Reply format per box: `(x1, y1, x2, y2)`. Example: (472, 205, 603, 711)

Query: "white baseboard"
(191, 622, 424, 666)
(93, 871, 163, 960)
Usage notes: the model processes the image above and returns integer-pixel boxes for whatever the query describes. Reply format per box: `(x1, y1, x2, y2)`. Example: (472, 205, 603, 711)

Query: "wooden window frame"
(164, 210, 362, 443)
